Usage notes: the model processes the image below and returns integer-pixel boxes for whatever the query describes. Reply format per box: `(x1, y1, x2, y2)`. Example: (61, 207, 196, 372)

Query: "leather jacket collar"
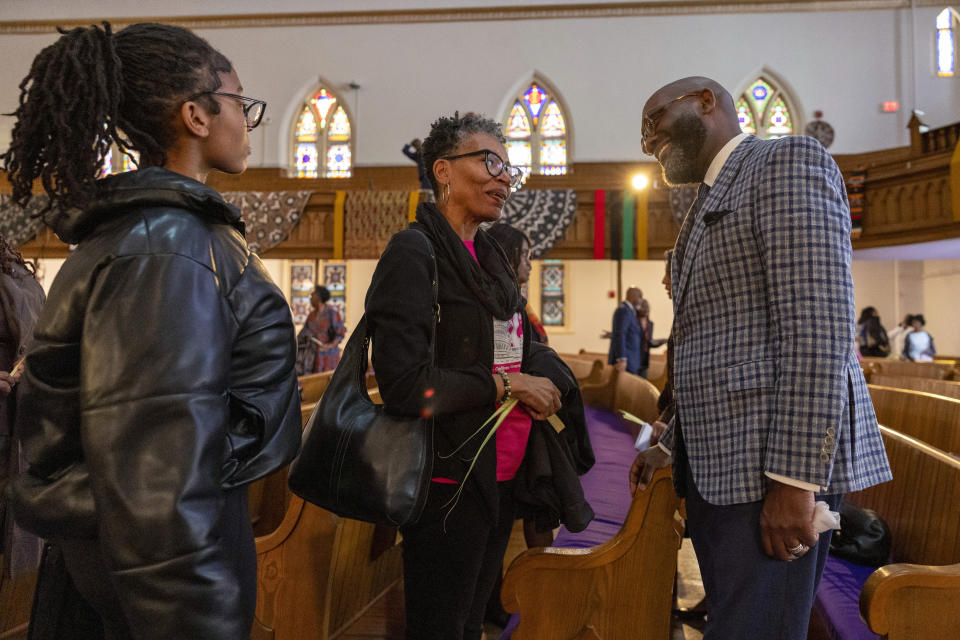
(46, 167, 243, 244)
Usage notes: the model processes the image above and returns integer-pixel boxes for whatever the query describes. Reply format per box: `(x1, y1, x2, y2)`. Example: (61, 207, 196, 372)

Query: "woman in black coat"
(2, 23, 301, 639)
(365, 113, 561, 640)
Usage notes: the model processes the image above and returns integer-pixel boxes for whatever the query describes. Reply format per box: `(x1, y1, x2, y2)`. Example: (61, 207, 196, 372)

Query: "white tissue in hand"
(813, 501, 841, 536)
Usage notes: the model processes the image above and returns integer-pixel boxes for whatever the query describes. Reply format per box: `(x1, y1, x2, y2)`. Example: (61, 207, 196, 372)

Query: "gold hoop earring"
(440, 182, 450, 206)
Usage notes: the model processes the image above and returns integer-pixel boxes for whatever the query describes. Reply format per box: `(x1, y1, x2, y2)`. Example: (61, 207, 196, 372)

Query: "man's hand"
(629, 446, 671, 494)
(615, 359, 627, 372)
(649, 420, 668, 447)
(760, 480, 817, 561)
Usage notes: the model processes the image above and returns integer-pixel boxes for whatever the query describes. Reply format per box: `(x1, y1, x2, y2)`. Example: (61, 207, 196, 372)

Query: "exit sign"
(881, 101, 900, 113)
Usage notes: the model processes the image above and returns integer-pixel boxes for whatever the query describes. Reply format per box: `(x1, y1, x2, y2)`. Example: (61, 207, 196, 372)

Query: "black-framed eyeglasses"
(187, 91, 267, 131)
(641, 92, 700, 155)
(442, 149, 523, 189)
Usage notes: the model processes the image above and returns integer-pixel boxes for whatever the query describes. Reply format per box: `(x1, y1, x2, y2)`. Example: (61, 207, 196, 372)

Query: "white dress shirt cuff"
(765, 472, 822, 493)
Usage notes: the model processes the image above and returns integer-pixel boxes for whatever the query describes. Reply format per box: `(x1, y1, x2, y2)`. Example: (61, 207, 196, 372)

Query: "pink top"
(433, 239, 532, 483)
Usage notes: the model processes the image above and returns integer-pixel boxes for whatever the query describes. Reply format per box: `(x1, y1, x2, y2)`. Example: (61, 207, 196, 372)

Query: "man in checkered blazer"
(630, 77, 891, 640)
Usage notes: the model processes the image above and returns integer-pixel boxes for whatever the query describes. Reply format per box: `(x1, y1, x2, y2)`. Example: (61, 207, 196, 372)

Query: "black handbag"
(288, 232, 437, 527)
(829, 500, 892, 567)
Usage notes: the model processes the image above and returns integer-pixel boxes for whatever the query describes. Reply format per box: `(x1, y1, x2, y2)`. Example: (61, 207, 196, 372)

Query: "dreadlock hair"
(486, 223, 530, 275)
(420, 111, 506, 197)
(1, 22, 233, 215)
(0, 235, 36, 277)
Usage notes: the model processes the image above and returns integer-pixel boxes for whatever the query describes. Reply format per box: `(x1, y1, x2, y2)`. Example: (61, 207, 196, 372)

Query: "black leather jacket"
(9, 168, 301, 638)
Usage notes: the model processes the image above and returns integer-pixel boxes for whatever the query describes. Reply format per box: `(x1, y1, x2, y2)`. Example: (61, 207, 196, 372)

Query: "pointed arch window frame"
(936, 7, 959, 78)
(290, 81, 355, 179)
(735, 73, 802, 140)
(501, 75, 574, 181)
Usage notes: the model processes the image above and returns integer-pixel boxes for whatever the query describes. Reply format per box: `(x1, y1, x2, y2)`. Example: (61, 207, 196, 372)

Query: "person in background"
(2, 22, 301, 638)
(903, 314, 936, 361)
(486, 222, 549, 345)
(403, 137, 433, 192)
(886, 314, 914, 360)
(0, 236, 46, 581)
(636, 298, 666, 379)
(607, 286, 644, 373)
(296, 285, 346, 374)
(631, 76, 890, 640)
(365, 112, 561, 640)
(856, 306, 889, 357)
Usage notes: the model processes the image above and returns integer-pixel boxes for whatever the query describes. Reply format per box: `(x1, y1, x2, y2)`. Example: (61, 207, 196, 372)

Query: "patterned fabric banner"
(0, 194, 48, 247)
(497, 189, 578, 259)
(222, 190, 312, 254)
(668, 185, 698, 229)
(344, 190, 410, 259)
(593, 190, 606, 259)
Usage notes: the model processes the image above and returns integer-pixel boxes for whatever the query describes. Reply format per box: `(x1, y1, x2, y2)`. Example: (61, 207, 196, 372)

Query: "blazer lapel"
(675, 137, 760, 311)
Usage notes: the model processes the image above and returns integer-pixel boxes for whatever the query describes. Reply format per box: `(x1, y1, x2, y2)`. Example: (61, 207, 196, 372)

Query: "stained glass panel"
(539, 101, 566, 137)
(506, 140, 532, 171)
(311, 89, 336, 127)
(326, 144, 352, 178)
(746, 78, 774, 115)
(523, 83, 549, 124)
(539, 139, 567, 175)
(296, 108, 318, 141)
(765, 96, 793, 137)
(540, 260, 565, 326)
(507, 102, 532, 139)
(120, 151, 139, 172)
(328, 106, 351, 142)
(937, 14, 956, 77)
(296, 142, 319, 178)
(98, 149, 113, 178)
(323, 262, 347, 316)
(737, 98, 757, 134)
(289, 260, 316, 327)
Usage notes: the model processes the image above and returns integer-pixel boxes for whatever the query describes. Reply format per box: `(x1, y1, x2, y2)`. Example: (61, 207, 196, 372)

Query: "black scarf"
(413, 203, 521, 321)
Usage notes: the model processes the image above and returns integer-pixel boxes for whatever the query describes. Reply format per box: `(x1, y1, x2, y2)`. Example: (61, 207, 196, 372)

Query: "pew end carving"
(501, 466, 682, 640)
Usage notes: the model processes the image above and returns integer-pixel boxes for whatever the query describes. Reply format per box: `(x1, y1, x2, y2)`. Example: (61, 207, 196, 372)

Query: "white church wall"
(1, 5, 957, 165)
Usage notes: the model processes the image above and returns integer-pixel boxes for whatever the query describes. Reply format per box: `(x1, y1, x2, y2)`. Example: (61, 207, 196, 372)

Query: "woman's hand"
(510, 373, 561, 420)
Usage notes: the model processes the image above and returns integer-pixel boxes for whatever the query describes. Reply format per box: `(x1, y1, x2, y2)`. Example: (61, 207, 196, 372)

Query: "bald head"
(642, 76, 743, 185)
(626, 286, 643, 306)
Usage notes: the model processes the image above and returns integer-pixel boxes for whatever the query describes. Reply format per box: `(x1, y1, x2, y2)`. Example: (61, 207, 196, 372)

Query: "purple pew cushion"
(813, 555, 880, 640)
(501, 407, 637, 639)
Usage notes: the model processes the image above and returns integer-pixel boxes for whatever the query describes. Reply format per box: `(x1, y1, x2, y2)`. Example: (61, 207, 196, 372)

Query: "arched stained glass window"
(737, 76, 798, 139)
(937, 8, 959, 77)
(292, 85, 354, 178)
(502, 78, 571, 182)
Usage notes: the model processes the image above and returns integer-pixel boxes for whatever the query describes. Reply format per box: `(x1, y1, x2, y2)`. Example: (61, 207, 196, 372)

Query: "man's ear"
(179, 99, 212, 139)
(699, 88, 717, 115)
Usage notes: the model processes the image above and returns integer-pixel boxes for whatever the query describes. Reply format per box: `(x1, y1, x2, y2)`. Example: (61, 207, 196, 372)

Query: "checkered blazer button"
(824, 435, 835, 446)
(826, 427, 837, 436)
(820, 453, 830, 462)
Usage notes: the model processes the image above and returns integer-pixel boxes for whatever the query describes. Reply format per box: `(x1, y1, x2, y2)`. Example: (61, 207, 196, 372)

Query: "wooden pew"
(850, 427, 960, 639)
(300, 371, 334, 404)
(250, 372, 403, 640)
(869, 374, 960, 401)
(861, 358, 957, 380)
(867, 385, 960, 455)
(558, 354, 605, 385)
(501, 466, 682, 640)
(500, 369, 680, 640)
